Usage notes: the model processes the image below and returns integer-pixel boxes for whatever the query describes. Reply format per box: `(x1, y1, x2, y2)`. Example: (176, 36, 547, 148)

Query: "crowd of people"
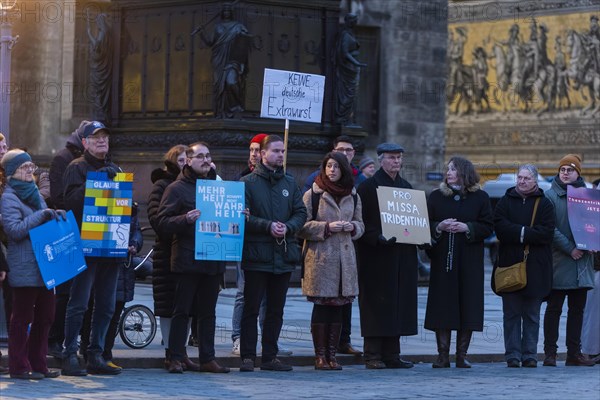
(0, 126, 598, 380)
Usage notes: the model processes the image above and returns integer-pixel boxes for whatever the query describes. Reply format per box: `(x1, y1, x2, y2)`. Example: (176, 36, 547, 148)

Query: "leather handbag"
(495, 198, 540, 293)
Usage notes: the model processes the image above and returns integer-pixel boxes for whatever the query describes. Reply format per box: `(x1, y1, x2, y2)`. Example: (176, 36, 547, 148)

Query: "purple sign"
(567, 186, 600, 251)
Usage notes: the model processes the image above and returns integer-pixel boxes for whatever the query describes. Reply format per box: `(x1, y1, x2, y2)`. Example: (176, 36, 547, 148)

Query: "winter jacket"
(116, 206, 143, 303)
(298, 183, 364, 298)
(545, 176, 594, 290)
(0, 185, 50, 287)
(156, 165, 225, 275)
(49, 136, 83, 210)
(424, 182, 494, 331)
(240, 162, 307, 274)
(493, 186, 555, 298)
(147, 162, 179, 317)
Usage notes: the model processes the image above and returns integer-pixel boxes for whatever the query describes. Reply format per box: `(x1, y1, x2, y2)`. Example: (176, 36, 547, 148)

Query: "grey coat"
(545, 177, 594, 290)
(298, 183, 364, 298)
(0, 185, 49, 287)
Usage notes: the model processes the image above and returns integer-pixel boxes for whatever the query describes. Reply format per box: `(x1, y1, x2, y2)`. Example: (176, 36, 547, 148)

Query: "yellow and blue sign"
(81, 171, 134, 257)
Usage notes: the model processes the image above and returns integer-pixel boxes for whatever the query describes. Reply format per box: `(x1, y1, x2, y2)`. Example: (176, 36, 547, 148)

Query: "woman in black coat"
(148, 144, 187, 369)
(425, 156, 493, 368)
(493, 164, 555, 368)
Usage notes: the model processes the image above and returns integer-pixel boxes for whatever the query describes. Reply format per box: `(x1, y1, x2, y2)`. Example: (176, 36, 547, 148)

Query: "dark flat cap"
(376, 142, 404, 155)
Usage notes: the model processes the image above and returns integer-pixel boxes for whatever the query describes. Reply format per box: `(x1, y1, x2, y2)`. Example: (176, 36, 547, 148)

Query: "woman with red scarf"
(298, 152, 364, 370)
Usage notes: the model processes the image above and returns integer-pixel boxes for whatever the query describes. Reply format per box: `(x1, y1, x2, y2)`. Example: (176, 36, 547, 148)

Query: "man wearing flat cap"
(543, 154, 595, 367)
(61, 121, 124, 376)
(355, 142, 418, 369)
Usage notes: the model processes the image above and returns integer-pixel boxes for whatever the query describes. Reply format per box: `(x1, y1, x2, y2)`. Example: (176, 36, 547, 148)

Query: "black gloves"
(43, 209, 67, 222)
(54, 209, 67, 221)
(98, 166, 118, 179)
(378, 234, 397, 245)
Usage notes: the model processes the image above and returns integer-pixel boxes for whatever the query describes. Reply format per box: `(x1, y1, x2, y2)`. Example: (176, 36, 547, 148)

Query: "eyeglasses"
(383, 155, 403, 161)
(87, 134, 109, 142)
(559, 167, 576, 174)
(334, 147, 354, 154)
(189, 153, 212, 161)
(18, 163, 37, 173)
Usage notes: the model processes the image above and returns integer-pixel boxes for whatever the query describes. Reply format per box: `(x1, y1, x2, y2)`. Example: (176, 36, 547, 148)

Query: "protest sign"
(195, 180, 245, 261)
(81, 171, 134, 257)
(29, 211, 87, 289)
(260, 68, 325, 123)
(376, 187, 431, 245)
(567, 186, 600, 251)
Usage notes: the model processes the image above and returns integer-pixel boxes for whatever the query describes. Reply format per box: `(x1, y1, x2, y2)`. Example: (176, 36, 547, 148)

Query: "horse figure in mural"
(566, 29, 600, 116)
(491, 22, 556, 114)
(448, 47, 491, 115)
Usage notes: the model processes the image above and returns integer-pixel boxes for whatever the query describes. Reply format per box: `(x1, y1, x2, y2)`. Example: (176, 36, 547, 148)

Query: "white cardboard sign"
(260, 68, 325, 123)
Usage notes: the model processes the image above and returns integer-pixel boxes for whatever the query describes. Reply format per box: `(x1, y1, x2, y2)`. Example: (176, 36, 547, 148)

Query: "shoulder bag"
(494, 197, 540, 293)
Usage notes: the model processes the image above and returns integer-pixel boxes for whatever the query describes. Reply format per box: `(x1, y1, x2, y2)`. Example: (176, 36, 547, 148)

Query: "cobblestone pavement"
(1, 363, 599, 400)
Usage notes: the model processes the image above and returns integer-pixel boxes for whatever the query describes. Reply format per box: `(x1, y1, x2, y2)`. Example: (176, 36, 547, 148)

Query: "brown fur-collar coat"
(298, 183, 364, 298)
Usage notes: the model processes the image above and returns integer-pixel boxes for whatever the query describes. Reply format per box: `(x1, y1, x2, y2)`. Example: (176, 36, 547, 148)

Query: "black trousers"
(47, 280, 72, 346)
(364, 336, 401, 363)
(103, 301, 126, 361)
(544, 288, 588, 356)
(240, 270, 291, 362)
(340, 303, 353, 345)
(169, 273, 222, 364)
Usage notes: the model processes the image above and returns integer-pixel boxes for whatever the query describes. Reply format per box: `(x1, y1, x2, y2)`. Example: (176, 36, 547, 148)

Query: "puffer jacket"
(240, 162, 307, 274)
(0, 185, 49, 287)
(147, 161, 179, 317)
(298, 183, 364, 297)
(156, 165, 225, 275)
(545, 176, 594, 290)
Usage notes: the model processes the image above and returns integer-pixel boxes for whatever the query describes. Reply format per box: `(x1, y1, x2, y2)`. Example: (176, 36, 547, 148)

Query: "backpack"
(301, 190, 358, 277)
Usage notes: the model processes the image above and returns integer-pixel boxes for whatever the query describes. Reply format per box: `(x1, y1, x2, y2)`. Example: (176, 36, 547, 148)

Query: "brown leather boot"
(168, 359, 183, 374)
(311, 323, 330, 370)
(455, 330, 472, 368)
(327, 323, 343, 370)
(182, 350, 201, 372)
(432, 330, 451, 368)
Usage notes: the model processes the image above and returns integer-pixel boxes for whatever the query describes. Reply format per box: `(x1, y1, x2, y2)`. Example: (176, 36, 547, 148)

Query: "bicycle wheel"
(119, 304, 157, 349)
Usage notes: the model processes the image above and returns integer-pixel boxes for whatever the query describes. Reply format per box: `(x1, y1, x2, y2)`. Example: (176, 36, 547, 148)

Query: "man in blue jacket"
(239, 135, 307, 372)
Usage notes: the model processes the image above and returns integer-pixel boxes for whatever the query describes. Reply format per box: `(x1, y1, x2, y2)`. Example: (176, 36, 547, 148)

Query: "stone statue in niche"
(86, 11, 112, 122)
(192, 3, 252, 118)
(333, 13, 367, 126)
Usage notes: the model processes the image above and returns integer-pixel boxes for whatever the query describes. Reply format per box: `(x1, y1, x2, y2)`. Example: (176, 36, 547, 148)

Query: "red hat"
(250, 133, 268, 144)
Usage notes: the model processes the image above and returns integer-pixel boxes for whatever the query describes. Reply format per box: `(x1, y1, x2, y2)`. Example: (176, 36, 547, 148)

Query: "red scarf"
(315, 173, 352, 202)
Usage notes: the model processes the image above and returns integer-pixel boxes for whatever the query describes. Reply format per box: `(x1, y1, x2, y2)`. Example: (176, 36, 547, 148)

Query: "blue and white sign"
(260, 68, 325, 123)
(29, 211, 87, 289)
(195, 180, 245, 261)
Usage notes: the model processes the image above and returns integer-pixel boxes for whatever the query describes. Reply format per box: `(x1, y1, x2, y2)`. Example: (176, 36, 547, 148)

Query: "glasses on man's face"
(189, 153, 212, 162)
(559, 167, 576, 174)
(334, 147, 354, 154)
(87, 134, 109, 142)
(383, 155, 403, 162)
(19, 163, 37, 173)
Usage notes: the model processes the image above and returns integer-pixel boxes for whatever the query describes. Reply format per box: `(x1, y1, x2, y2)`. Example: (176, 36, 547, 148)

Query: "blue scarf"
(8, 179, 42, 210)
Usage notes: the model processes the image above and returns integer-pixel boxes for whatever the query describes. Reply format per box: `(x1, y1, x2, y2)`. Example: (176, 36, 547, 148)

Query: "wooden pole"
(283, 119, 289, 172)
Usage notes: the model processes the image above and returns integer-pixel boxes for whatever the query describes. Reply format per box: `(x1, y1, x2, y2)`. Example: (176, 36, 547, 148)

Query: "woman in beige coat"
(299, 152, 364, 370)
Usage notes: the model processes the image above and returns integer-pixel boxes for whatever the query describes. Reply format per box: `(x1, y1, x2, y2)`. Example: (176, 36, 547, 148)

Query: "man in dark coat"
(239, 135, 307, 372)
(61, 121, 123, 376)
(156, 142, 229, 374)
(356, 142, 418, 369)
(46, 120, 90, 358)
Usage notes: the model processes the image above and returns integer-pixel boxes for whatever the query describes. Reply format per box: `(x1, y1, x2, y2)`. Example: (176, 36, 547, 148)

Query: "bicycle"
(117, 249, 157, 349)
